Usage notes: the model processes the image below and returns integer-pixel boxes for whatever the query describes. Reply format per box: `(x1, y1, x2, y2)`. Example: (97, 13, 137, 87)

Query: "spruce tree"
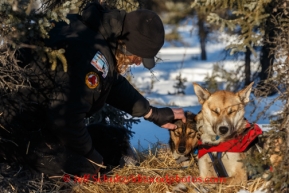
(0, 0, 144, 132)
(173, 73, 187, 95)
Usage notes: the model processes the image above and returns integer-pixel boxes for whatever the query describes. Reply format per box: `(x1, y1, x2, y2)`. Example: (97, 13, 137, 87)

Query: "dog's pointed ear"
(193, 83, 211, 104)
(186, 111, 196, 121)
(238, 82, 254, 104)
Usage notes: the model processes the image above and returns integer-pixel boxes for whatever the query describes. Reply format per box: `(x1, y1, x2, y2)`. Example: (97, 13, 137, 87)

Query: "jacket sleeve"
(106, 74, 151, 117)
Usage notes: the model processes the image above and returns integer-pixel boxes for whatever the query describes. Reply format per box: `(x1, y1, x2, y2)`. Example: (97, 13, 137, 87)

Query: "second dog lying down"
(169, 111, 200, 164)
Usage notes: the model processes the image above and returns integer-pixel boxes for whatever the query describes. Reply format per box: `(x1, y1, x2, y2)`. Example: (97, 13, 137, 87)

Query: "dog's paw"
(175, 155, 190, 164)
(172, 151, 182, 160)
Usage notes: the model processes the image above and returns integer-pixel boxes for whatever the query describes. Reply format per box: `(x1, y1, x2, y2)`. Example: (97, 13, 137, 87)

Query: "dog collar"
(198, 121, 263, 158)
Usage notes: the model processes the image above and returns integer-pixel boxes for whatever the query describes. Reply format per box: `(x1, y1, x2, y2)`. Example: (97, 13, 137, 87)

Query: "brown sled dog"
(193, 82, 283, 185)
(169, 111, 200, 164)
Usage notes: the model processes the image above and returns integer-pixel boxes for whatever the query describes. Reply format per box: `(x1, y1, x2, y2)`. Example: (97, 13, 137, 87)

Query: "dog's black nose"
(219, 126, 229, 134)
(178, 146, 186, 153)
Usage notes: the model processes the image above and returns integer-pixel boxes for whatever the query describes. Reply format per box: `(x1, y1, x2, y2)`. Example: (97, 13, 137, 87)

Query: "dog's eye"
(228, 110, 236, 115)
(188, 131, 195, 137)
(211, 109, 219, 115)
(174, 131, 181, 137)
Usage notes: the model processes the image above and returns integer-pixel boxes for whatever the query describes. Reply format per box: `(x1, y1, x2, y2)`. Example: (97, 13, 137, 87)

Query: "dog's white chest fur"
(199, 152, 247, 184)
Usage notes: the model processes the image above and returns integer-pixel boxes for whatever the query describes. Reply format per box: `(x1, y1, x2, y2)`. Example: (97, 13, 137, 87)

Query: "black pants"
(1, 123, 133, 176)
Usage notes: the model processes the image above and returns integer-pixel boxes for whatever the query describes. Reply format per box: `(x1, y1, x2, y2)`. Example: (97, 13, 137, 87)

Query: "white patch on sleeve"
(90, 51, 109, 78)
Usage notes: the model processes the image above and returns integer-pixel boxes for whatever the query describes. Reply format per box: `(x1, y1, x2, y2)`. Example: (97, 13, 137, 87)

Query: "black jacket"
(45, 4, 152, 163)
(1, 3, 150, 165)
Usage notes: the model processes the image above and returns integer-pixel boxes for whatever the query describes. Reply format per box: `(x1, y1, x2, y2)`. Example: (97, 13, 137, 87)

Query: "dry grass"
(37, 144, 268, 193)
(0, 143, 270, 193)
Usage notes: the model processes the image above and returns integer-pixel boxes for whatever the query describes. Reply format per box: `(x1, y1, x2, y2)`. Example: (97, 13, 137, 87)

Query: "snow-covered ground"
(127, 19, 283, 152)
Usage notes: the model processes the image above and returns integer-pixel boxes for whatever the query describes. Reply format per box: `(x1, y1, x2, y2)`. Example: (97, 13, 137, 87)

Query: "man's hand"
(161, 108, 186, 130)
(144, 107, 186, 130)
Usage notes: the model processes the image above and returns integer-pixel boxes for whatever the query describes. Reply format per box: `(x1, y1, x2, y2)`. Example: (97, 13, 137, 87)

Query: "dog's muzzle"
(178, 146, 186, 154)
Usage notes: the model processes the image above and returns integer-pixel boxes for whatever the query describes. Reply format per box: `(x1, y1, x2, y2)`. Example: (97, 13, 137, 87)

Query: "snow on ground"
(128, 21, 283, 149)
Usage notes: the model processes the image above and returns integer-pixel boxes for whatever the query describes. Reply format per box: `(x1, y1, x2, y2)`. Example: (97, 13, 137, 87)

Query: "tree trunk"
(259, 2, 276, 82)
(283, 101, 289, 148)
(198, 13, 207, 60)
(259, 44, 274, 81)
(244, 46, 251, 86)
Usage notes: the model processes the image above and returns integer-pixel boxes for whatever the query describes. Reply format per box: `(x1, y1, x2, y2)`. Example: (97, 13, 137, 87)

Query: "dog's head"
(193, 82, 254, 143)
(169, 111, 200, 157)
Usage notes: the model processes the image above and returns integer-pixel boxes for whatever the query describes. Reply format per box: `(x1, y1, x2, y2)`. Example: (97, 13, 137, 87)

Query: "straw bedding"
(0, 143, 269, 193)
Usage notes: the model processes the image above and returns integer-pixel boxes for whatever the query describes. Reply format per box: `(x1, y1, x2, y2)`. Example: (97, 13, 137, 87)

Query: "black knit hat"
(121, 9, 165, 69)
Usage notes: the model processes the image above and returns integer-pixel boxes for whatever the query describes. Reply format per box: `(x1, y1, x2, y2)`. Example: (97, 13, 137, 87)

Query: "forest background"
(0, 0, 289, 192)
